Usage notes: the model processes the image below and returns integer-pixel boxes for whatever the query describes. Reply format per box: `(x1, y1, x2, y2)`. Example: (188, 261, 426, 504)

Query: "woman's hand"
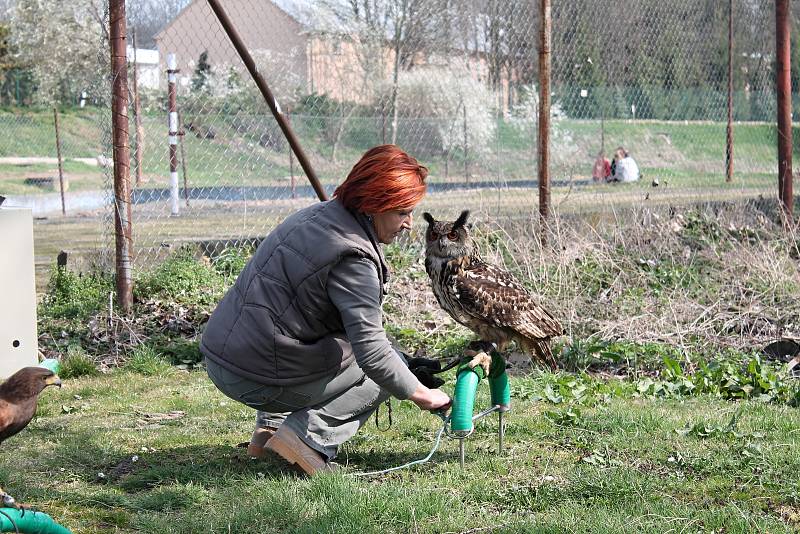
(408, 384, 451, 411)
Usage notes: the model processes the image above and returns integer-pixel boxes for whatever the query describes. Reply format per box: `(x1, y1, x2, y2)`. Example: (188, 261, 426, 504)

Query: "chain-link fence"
(127, 0, 783, 266)
(0, 0, 791, 273)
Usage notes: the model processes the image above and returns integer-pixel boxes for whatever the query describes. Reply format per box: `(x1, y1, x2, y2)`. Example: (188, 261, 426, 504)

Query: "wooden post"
(538, 0, 552, 243)
(776, 0, 793, 224)
(381, 100, 386, 144)
(463, 101, 469, 183)
(110, 0, 133, 313)
(725, 0, 734, 183)
(132, 29, 144, 188)
(178, 110, 189, 207)
(167, 53, 180, 216)
(53, 107, 66, 216)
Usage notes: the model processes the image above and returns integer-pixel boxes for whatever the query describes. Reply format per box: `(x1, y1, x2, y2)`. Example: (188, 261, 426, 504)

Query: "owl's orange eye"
(429, 231, 439, 240)
(447, 231, 458, 240)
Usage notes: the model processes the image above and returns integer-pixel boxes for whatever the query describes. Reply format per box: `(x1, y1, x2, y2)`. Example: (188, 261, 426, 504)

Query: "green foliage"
(210, 245, 253, 278)
(676, 414, 764, 441)
(123, 345, 173, 376)
(59, 344, 99, 379)
(570, 255, 618, 299)
(191, 51, 211, 93)
(135, 248, 226, 306)
(511, 350, 800, 409)
(295, 92, 341, 117)
(40, 266, 112, 319)
(385, 323, 473, 361)
(156, 337, 202, 367)
(6, 366, 800, 532)
(559, 339, 682, 373)
(544, 406, 583, 426)
(383, 240, 423, 274)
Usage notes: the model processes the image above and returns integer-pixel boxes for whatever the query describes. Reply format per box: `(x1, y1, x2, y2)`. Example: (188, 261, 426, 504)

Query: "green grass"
(1, 369, 798, 533)
(21, 203, 800, 532)
(0, 108, 103, 158)
(0, 108, 788, 197)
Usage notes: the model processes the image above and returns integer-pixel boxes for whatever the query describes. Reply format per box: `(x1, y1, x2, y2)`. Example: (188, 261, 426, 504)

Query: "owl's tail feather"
(526, 338, 557, 370)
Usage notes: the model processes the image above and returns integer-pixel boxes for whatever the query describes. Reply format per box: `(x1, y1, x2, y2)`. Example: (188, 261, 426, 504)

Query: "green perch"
(448, 351, 510, 467)
(0, 508, 72, 533)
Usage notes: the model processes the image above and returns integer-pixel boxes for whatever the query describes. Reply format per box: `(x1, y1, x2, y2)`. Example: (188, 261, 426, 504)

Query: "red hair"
(334, 145, 428, 213)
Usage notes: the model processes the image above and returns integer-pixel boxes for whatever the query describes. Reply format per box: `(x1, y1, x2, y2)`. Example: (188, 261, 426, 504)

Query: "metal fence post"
(206, 0, 327, 201)
(178, 110, 189, 207)
(537, 0, 552, 243)
(132, 29, 145, 188)
(776, 0, 793, 225)
(725, 0, 734, 183)
(463, 102, 469, 183)
(53, 107, 66, 216)
(167, 53, 180, 216)
(287, 109, 296, 199)
(110, 0, 133, 313)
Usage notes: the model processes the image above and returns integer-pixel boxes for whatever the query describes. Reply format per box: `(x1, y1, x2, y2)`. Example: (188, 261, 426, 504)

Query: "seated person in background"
(591, 151, 611, 182)
(606, 146, 640, 183)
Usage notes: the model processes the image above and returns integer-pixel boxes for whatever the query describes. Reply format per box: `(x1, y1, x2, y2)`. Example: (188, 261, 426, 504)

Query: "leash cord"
(352, 413, 449, 477)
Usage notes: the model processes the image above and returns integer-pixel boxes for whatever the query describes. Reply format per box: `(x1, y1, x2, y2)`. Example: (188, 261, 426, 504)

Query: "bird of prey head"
(0, 367, 61, 399)
(0, 366, 62, 445)
(0, 366, 62, 508)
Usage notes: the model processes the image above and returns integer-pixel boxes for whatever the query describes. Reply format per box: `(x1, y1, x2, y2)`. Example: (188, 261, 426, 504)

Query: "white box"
(0, 207, 39, 377)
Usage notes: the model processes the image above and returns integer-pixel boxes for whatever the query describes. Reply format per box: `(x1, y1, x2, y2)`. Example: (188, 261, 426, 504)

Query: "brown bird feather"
(0, 366, 61, 508)
(424, 211, 563, 370)
(0, 367, 61, 445)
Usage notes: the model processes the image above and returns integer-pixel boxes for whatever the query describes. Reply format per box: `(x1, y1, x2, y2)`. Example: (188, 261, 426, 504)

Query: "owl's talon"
(466, 351, 492, 377)
(1, 491, 17, 509)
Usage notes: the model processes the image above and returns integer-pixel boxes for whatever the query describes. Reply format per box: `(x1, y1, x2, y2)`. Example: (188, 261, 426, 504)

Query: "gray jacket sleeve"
(327, 256, 421, 399)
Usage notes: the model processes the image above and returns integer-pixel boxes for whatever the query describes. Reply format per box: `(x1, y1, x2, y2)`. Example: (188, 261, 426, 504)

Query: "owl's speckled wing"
(449, 259, 562, 340)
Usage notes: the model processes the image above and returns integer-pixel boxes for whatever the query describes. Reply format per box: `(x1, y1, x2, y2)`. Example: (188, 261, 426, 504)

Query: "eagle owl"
(423, 210, 562, 369)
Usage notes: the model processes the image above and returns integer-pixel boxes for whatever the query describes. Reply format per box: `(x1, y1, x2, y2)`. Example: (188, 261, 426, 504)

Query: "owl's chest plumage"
(425, 254, 486, 330)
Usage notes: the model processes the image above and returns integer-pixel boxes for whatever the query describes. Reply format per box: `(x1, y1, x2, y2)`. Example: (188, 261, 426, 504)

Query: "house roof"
(271, 0, 354, 33)
(153, 0, 354, 43)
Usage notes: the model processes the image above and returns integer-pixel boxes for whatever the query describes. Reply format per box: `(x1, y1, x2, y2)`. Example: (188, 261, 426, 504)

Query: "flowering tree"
(382, 64, 496, 162)
(11, 0, 106, 104)
(508, 84, 579, 168)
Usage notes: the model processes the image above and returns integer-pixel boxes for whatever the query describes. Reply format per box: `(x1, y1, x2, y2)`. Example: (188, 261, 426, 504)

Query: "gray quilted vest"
(200, 199, 389, 385)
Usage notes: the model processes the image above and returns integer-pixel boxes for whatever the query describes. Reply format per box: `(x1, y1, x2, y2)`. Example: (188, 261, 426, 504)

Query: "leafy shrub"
(40, 266, 113, 319)
(135, 248, 226, 306)
(59, 344, 99, 379)
(559, 339, 681, 373)
(211, 246, 253, 278)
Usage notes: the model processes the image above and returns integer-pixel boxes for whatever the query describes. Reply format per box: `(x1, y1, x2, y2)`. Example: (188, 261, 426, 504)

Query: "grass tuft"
(122, 345, 173, 376)
(59, 344, 100, 379)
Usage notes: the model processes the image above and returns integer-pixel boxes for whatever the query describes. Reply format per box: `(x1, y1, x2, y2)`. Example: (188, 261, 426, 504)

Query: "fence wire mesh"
(0, 0, 790, 272)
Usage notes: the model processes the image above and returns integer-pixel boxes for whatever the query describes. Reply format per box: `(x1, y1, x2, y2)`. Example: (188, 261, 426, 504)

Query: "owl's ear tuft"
(423, 212, 435, 226)
(453, 210, 470, 230)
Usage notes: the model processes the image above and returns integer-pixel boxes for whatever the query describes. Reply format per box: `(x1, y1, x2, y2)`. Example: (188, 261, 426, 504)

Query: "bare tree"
(331, 0, 449, 142)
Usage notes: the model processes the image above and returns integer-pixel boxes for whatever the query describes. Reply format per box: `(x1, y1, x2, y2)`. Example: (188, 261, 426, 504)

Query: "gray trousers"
(206, 359, 390, 460)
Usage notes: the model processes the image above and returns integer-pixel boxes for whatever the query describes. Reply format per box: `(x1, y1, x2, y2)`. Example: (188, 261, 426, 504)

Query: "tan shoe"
(265, 425, 335, 475)
(246, 426, 277, 458)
